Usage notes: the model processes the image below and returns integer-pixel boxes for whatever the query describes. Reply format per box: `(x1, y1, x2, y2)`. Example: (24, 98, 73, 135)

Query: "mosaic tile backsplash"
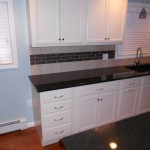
(30, 50, 115, 65)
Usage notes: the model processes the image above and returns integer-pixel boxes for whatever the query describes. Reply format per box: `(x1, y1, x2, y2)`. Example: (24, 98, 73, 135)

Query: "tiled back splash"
(30, 50, 115, 65)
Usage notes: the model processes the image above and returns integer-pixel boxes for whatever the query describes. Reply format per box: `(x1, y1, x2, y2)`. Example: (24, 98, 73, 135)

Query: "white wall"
(0, 0, 33, 124)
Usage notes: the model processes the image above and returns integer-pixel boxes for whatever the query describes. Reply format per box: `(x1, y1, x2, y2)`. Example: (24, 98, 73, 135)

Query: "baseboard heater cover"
(0, 118, 27, 134)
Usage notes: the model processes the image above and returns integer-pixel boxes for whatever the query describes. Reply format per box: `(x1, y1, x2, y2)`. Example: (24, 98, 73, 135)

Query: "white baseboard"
(27, 122, 35, 128)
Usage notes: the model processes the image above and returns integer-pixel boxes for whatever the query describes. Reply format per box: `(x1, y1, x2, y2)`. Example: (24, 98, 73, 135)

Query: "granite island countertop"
(60, 112, 150, 150)
(29, 65, 150, 92)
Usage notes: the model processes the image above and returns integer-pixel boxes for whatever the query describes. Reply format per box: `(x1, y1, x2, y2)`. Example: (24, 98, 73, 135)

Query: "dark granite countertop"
(29, 65, 150, 92)
(60, 112, 150, 150)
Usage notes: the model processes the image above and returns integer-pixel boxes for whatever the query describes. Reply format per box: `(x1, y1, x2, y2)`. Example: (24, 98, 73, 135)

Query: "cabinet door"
(78, 95, 98, 132)
(107, 0, 127, 42)
(29, 0, 60, 46)
(61, 0, 84, 43)
(97, 92, 117, 126)
(139, 85, 150, 114)
(118, 88, 139, 120)
(86, 0, 107, 43)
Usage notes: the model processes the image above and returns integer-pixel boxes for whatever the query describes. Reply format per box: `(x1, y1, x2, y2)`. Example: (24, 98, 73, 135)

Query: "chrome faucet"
(134, 47, 143, 66)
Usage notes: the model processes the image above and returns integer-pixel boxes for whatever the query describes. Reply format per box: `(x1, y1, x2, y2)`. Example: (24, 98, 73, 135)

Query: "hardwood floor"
(0, 127, 65, 150)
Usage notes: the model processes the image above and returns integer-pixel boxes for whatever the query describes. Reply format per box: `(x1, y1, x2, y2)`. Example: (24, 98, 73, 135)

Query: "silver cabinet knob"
(54, 95, 63, 99)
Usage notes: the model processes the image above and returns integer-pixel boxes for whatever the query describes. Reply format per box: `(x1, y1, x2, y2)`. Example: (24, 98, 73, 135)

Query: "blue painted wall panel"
(0, 0, 33, 124)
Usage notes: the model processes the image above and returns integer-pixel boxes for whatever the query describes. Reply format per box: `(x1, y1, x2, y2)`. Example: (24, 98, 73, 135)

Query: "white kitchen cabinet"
(32, 75, 150, 146)
(139, 85, 150, 114)
(75, 81, 119, 133)
(117, 78, 141, 121)
(32, 87, 73, 146)
(60, 0, 84, 44)
(138, 76, 150, 114)
(28, 0, 84, 47)
(87, 0, 127, 43)
(117, 87, 139, 120)
(97, 92, 117, 126)
(78, 95, 98, 132)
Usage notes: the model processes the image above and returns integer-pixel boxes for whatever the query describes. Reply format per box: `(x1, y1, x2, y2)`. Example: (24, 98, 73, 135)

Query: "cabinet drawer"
(142, 76, 150, 85)
(78, 81, 119, 97)
(40, 88, 72, 103)
(43, 110, 72, 128)
(120, 78, 141, 89)
(43, 123, 72, 141)
(42, 101, 72, 114)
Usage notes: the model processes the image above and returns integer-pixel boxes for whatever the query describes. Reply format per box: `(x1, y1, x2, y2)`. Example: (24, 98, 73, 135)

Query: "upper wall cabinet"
(87, 0, 128, 44)
(28, 0, 84, 47)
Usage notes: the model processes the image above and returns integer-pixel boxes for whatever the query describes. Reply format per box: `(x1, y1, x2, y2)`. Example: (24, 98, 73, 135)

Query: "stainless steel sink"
(125, 64, 150, 72)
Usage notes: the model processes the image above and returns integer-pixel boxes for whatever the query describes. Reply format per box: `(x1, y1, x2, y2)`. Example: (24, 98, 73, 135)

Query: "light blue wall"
(0, 0, 33, 123)
(0, 0, 149, 126)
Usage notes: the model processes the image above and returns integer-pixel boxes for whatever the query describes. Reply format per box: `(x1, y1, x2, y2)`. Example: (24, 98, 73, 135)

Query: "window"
(116, 2, 150, 59)
(0, 0, 18, 69)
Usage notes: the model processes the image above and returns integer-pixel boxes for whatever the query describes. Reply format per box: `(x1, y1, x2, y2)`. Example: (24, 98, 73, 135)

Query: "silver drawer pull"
(54, 117, 63, 122)
(59, 130, 64, 134)
(58, 117, 63, 121)
(128, 89, 134, 92)
(54, 106, 63, 110)
(98, 88, 103, 91)
(54, 95, 63, 99)
(54, 119, 58, 122)
(128, 82, 135, 85)
(96, 88, 103, 91)
(55, 130, 64, 135)
(58, 106, 63, 109)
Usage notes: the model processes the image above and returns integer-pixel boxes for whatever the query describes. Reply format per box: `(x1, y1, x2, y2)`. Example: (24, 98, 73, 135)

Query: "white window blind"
(0, 1, 12, 64)
(0, 0, 18, 69)
(116, 3, 150, 58)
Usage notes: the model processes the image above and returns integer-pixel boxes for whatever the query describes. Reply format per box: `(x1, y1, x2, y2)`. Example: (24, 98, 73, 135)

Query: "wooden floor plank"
(0, 127, 65, 150)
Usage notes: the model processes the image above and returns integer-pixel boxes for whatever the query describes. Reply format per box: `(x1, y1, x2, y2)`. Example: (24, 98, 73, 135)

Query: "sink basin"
(125, 64, 150, 72)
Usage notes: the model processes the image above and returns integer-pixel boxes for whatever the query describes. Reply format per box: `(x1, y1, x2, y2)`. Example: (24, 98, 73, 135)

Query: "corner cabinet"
(28, 0, 84, 47)
(86, 0, 128, 43)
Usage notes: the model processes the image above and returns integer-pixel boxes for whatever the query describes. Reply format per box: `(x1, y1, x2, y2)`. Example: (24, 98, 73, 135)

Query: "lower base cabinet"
(117, 87, 139, 120)
(77, 92, 118, 133)
(75, 81, 119, 133)
(139, 85, 150, 114)
(32, 75, 150, 146)
(97, 92, 117, 126)
(78, 95, 98, 132)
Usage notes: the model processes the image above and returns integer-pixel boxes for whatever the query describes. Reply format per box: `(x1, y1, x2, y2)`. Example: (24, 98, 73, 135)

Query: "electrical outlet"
(103, 54, 108, 60)
(27, 100, 32, 107)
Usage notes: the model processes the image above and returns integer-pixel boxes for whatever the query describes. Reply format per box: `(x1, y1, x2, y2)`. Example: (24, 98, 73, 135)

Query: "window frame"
(0, 0, 18, 69)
